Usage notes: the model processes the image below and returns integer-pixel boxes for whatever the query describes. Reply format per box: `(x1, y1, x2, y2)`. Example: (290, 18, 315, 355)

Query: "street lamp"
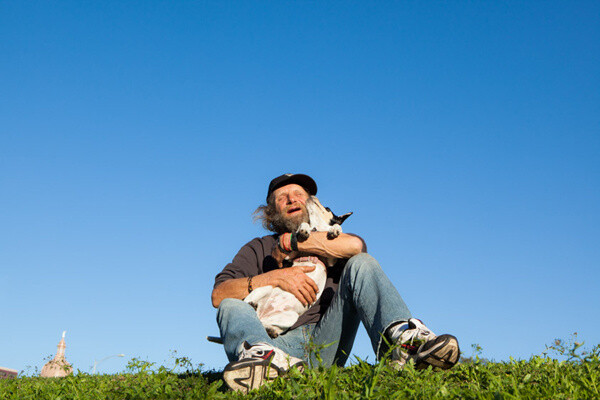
(92, 354, 125, 374)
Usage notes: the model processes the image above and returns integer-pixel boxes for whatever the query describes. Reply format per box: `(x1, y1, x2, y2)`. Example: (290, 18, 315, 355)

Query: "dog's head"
(306, 196, 352, 228)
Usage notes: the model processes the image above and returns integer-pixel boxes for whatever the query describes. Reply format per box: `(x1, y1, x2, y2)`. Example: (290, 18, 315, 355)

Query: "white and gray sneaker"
(223, 341, 306, 393)
(388, 318, 460, 370)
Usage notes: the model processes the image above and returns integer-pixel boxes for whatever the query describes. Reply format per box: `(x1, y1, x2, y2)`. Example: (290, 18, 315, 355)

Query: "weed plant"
(2, 336, 599, 399)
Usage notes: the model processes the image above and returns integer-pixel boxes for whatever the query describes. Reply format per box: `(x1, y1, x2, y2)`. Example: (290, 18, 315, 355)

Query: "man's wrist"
(278, 233, 292, 253)
(261, 270, 278, 288)
(290, 232, 299, 251)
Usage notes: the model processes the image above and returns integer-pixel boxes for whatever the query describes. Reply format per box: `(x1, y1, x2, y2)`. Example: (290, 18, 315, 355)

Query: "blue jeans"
(216, 253, 412, 367)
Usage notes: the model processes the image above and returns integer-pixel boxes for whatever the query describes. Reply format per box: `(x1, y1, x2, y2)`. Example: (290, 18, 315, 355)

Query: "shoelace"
(400, 323, 433, 353)
(238, 342, 305, 370)
(388, 321, 409, 343)
(240, 343, 275, 360)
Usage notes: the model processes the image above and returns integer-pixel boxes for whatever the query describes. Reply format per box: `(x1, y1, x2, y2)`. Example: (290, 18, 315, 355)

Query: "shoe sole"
(416, 334, 460, 370)
(223, 358, 284, 393)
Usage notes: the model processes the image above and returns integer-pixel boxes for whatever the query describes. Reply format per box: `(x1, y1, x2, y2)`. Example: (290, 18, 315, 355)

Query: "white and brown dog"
(244, 196, 352, 338)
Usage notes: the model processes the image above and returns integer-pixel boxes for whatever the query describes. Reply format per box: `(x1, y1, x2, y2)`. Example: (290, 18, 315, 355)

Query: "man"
(212, 173, 460, 392)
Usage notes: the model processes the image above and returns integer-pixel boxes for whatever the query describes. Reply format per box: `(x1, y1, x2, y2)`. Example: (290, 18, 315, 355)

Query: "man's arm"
(211, 264, 319, 308)
(287, 232, 366, 259)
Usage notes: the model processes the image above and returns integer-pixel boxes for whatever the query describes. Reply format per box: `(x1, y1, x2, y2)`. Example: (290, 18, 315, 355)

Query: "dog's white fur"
(244, 196, 349, 337)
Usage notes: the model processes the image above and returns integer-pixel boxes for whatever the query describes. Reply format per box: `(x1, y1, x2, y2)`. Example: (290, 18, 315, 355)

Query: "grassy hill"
(2, 340, 598, 399)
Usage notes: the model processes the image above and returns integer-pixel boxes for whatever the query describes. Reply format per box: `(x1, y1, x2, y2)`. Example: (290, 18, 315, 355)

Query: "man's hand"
(267, 265, 319, 306)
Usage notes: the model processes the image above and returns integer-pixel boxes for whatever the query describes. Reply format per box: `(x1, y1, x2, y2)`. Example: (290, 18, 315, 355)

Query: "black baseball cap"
(266, 173, 317, 201)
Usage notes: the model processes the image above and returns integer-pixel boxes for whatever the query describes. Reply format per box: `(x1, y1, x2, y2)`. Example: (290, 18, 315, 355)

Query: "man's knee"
(216, 298, 248, 322)
(341, 253, 386, 288)
(346, 253, 381, 274)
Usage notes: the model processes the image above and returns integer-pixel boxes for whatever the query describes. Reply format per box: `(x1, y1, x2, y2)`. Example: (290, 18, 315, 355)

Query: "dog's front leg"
(327, 224, 342, 239)
(296, 222, 311, 241)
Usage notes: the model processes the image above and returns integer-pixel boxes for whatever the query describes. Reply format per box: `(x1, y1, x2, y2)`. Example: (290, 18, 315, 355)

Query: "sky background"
(1, 1, 599, 375)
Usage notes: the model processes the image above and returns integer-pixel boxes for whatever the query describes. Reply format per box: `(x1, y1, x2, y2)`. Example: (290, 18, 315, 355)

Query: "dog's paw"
(327, 224, 342, 239)
(266, 327, 280, 338)
(297, 222, 311, 241)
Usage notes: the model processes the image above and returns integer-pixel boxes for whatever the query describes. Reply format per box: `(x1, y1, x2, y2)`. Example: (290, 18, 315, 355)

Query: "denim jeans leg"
(309, 253, 412, 367)
(272, 324, 315, 361)
(217, 298, 275, 362)
(217, 298, 312, 362)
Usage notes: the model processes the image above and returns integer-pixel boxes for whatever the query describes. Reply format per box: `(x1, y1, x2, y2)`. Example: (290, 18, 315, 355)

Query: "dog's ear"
(331, 212, 353, 225)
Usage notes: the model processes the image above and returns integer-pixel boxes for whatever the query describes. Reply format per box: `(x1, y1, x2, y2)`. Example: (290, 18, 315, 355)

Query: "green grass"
(2, 339, 599, 399)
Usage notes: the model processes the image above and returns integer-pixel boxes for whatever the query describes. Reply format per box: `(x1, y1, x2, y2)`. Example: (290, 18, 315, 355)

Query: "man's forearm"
(295, 232, 365, 259)
(211, 273, 275, 308)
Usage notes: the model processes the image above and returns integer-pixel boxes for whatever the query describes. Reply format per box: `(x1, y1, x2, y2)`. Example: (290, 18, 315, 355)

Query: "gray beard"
(271, 210, 309, 234)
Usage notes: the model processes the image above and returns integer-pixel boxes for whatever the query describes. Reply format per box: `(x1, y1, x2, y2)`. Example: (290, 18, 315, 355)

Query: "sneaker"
(389, 318, 460, 370)
(223, 341, 305, 393)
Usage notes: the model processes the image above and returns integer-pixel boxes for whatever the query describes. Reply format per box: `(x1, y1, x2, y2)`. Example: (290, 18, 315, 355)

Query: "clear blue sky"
(1, 1, 598, 374)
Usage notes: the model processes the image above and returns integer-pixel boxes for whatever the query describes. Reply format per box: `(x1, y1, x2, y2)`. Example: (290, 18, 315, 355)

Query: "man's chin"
(272, 212, 308, 234)
(284, 215, 305, 232)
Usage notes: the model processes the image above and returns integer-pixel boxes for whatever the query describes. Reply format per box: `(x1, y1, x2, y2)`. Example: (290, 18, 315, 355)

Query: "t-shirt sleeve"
(213, 238, 267, 289)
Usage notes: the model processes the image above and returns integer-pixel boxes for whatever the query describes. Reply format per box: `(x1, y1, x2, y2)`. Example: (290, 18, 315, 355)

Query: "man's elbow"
(348, 236, 365, 256)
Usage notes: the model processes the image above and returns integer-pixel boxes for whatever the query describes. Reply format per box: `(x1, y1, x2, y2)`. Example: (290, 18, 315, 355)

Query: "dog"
(244, 196, 352, 338)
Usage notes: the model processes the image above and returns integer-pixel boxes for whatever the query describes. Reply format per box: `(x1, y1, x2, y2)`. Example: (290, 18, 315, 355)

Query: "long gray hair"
(254, 193, 282, 233)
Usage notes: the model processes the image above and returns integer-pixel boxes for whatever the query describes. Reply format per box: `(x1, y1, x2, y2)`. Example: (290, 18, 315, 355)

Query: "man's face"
(272, 183, 310, 232)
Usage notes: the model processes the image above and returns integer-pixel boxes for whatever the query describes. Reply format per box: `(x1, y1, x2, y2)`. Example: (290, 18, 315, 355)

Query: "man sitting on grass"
(212, 173, 460, 392)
